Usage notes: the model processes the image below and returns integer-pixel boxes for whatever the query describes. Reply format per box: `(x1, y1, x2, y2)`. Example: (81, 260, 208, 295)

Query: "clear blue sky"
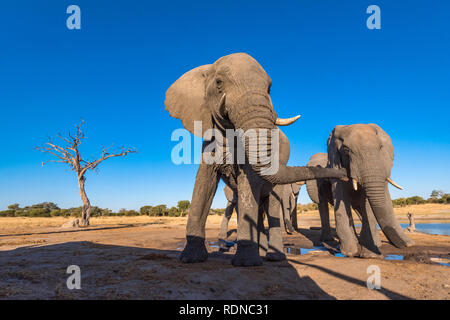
(0, 1, 449, 211)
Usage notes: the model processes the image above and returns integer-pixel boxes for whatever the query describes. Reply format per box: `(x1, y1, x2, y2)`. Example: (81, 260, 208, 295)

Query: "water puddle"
(207, 240, 236, 252)
(284, 246, 450, 267)
(176, 241, 450, 267)
(354, 223, 450, 236)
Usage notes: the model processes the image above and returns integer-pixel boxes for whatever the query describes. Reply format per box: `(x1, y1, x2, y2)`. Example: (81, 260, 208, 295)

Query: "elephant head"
(165, 53, 346, 184)
(328, 124, 413, 248)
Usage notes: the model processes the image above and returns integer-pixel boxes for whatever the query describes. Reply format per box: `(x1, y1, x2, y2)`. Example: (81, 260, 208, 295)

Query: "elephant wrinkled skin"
(306, 124, 414, 258)
(165, 53, 347, 266)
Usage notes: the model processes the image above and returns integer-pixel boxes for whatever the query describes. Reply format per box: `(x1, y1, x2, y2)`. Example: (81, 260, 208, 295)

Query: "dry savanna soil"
(0, 204, 449, 300)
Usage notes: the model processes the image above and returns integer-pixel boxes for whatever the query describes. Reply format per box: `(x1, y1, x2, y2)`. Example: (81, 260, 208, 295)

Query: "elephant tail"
(305, 153, 328, 204)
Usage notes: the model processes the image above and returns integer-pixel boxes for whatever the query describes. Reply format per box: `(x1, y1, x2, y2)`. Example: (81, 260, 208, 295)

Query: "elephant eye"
(342, 146, 350, 154)
(216, 78, 223, 86)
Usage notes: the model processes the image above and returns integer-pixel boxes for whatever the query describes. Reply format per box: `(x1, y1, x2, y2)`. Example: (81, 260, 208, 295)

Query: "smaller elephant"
(217, 184, 287, 261)
(218, 185, 238, 240)
(306, 124, 414, 258)
(219, 182, 302, 242)
(277, 182, 303, 234)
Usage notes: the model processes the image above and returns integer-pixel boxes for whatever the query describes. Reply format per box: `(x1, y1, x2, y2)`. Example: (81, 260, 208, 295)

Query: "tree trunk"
(78, 175, 91, 227)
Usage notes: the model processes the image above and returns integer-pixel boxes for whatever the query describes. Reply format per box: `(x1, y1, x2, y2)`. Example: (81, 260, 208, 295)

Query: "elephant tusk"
(387, 178, 404, 190)
(352, 178, 358, 191)
(275, 115, 301, 126)
(218, 94, 227, 117)
(296, 181, 305, 186)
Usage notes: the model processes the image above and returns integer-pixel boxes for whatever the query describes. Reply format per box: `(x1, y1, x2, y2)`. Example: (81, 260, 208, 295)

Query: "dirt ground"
(0, 205, 449, 300)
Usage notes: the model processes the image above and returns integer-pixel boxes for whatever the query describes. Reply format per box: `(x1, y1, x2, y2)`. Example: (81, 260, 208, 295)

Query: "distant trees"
(137, 201, 191, 217)
(392, 196, 426, 207)
(177, 200, 190, 214)
(2, 190, 449, 218)
(430, 190, 445, 200)
(36, 120, 136, 227)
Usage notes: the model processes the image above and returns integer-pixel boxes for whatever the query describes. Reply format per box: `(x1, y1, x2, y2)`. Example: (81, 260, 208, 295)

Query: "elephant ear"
(165, 65, 213, 137)
(368, 124, 394, 162)
(327, 126, 344, 169)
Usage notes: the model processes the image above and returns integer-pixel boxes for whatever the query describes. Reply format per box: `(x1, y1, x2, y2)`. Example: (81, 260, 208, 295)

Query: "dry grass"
(0, 204, 448, 234)
(298, 203, 450, 224)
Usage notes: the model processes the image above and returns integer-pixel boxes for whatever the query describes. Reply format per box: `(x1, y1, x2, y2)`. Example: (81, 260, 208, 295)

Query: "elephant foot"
(359, 246, 384, 259)
(339, 242, 359, 257)
(265, 251, 286, 261)
(179, 236, 208, 263)
(232, 240, 263, 267)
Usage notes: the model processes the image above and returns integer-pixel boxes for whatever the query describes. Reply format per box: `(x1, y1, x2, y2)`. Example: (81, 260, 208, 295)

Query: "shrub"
(125, 210, 139, 216)
(177, 200, 190, 212)
(149, 205, 167, 216)
(7, 204, 20, 210)
(168, 207, 179, 216)
(50, 209, 63, 217)
(0, 210, 16, 217)
(139, 206, 153, 215)
(27, 208, 51, 217)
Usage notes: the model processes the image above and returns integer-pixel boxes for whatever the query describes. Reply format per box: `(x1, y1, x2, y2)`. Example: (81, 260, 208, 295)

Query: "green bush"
(124, 210, 140, 216)
(168, 207, 180, 216)
(148, 205, 168, 216)
(27, 208, 51, 217)
(139, 206, 153, 215)
(0, 210, 16, 217)
(50, 209, 63, 217)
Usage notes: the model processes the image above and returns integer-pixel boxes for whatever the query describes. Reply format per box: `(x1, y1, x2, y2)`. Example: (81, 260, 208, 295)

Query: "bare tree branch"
(36, 120, 137, 226)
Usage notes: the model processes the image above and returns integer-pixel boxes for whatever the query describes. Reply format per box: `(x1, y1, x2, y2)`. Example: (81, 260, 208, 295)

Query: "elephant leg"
(219, 201, 235, 240)
(331, 180, 359, 257)
(265, 190, 286, 261)
(281, 188, 295, 234)
(257, 202, 268, 257)
(355, 198, 383, 258)
(180, 163, 220, 263)
(290, 192, 299, 231)
(318, 200, 333, 242)
(232, 166, 263, 267)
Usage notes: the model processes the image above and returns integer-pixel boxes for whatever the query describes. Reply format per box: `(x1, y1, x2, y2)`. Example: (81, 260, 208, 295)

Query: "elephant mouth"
(351, 177, 403, 191)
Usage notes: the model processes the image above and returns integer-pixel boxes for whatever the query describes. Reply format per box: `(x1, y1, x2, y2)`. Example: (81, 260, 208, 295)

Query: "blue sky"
(0, 0, 449, 211)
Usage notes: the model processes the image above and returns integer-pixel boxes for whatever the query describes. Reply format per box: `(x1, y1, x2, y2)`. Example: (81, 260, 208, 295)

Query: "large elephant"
(218, 182, 302, 241)
(305, 124, 414, 257)
(165, 53, 347, 266)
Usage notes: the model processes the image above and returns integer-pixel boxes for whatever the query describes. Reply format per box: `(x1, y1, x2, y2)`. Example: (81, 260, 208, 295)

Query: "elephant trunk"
(363, 176, 413, 248)
(232, 94, 346, 184)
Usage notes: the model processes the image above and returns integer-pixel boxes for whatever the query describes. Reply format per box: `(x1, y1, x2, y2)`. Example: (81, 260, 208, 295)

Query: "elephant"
(218, 185, 237, 241)
(279, 182, 303, 234)
(164, 53, 347, 266)
(305, 124, 414, 258)
(218, 182, 302, 241)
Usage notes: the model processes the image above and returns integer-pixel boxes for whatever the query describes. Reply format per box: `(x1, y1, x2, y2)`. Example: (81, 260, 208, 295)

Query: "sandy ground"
(0, 204, 449, 300)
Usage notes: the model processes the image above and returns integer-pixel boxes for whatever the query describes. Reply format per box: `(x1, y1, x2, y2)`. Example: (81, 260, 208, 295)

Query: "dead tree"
(406, 212, 416, 233)
(37, 120, 136, 227)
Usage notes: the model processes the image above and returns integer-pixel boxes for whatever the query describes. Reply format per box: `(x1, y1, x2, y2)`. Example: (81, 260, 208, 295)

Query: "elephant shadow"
(0, 240, 335, 300)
